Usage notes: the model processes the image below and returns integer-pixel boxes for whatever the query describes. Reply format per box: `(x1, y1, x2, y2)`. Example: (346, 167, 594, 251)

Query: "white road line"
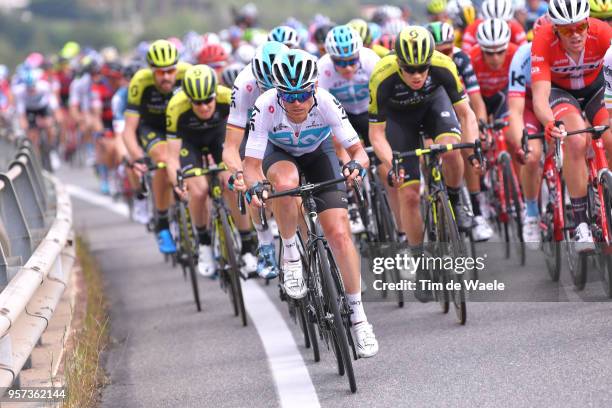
(66, 184, 321, 408)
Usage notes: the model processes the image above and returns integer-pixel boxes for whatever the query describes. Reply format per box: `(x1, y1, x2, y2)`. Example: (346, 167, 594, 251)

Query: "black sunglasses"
(191, 96, 215, 105)
(399, 63, 431, 74)
(483, 50, 506, 56)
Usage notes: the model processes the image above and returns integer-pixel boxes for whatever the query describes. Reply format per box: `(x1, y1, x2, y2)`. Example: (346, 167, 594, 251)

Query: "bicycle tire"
(541, 179, 562, 282)
(564, 198, 587, 290)
(178, 203, 201, 312)
(378, 191, 404, 307)
(424, 197, 450, 313)
(316, 239, 357, 393)
(500, 155, 525, 265)
(221, 208, 248, 326)
(598, 171, 612, 297)
(437, 195, 467, 325)
(299, 300, 321, 362)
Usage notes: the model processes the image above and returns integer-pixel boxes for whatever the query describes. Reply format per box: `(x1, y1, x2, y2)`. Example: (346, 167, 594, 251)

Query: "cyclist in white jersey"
(244, 49, 378, 358)
(223, 41, 289, 279)
(318, 25, 380, 235)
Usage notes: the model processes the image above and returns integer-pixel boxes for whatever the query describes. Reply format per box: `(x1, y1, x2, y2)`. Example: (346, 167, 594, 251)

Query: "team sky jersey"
(508, 43, 532, 98)
(166, 86, 231, 139)
(227, 63, 262, 129)
(317, 47, 380, 115)
(368, 51, 467, 123)
(125, 61, 191, 130)
(68, 73, 92, 111)
(111, 87, 128, 133)
(452, 47, 480, 95)
(531, 18, 612, 90)
(13, 81, 58, 114)
(245, 88, 359, 159)
(462, 19, 526, 53)
(470, 43, 518, 98)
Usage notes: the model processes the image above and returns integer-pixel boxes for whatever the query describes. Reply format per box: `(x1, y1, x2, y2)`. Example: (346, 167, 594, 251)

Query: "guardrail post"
(14, 150, 47, 211)
(8, 161, 45, 234)
(0, 175, 32, 266)
(0, 335, 14, 386)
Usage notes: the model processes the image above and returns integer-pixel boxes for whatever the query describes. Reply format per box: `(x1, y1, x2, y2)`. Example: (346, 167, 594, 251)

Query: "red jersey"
(462, 18, 526, 54)
(470, 43, 518, 98)
(92, 80, 114, 123)
(531, 18, 612, 90)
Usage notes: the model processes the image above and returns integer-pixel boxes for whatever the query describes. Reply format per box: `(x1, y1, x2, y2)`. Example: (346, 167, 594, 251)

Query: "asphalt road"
(59, 165, 612, 408)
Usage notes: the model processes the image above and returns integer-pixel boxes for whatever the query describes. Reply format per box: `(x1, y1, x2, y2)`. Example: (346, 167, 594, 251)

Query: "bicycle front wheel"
(178, 203, 201, 312)
(316, 239, 357, 393)
(501, 154, 525, 266)
(598, 171, 612, 297)
(220, 208, 248, 326)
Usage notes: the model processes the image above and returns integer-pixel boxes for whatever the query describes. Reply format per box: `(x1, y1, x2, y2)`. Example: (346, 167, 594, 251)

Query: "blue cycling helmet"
(267, 25, 300, 48)
(369, 22, 383, 43)
(271, 49, 318, 93)
(251, 41, 289, 90)
(325, 25, 363, 59)
(22, 68, 42, 88)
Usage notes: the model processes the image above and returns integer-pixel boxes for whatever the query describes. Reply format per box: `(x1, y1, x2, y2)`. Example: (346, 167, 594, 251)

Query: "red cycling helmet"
(375, 33, 394, 51)
(198, 43, 229, 68)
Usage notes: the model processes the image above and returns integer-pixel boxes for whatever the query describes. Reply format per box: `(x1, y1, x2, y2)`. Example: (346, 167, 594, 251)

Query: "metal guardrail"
(0, 136, 74, 389)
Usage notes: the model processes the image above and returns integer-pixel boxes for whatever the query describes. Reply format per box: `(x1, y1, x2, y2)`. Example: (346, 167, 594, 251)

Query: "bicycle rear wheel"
(178, 203, 201, 312)
(316, 239, 357, 393)
(598, 171, 612, 297)
(501, 155, 525, 266)
(377, 190, 404, 307)
(437, 195, 467, 325)
(221, 208, 247, 326)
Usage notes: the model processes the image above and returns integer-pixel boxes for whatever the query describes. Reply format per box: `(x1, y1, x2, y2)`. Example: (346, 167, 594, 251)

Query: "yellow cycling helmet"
(183, 65, 217, 102)
(60, 41, 80, 59)
(590, 0, 612, 18)
(348, 18, 372, 46)
(395, 26, 435, 66)
(427, 0, 448, 14)
(146, 39, 179, 68)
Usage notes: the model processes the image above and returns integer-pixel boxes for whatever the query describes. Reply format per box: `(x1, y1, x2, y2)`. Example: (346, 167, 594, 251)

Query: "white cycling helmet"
(383, 18, 408, 37)
(235, 43, 256, 64)
(476, 18, 511, 52)
(547, 0, 590, 25)
(481, 0, 514, 21)
(268, 26, 300, 48)
(324, 25, 363, 59)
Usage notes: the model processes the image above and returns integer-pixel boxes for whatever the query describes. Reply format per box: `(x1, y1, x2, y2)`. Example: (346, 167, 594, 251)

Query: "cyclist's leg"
(522, 102, 544, 216)
(583, 86, 612, 159)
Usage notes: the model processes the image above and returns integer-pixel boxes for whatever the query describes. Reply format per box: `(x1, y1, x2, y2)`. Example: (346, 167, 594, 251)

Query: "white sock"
(254, 222, 273, 246)
(282, 234, 300, 261)
(347, 292, 366, 325)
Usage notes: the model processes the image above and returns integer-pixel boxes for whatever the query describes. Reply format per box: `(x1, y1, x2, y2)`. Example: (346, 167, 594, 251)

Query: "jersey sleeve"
(13, 86, 25, 114)
(244, 96, 271, 160)
(455, 50, 480, 95)
(530, 28, 552, 83)
(435, 54, 467, 105)
(461, 22, 478, 53)
(510, 21, 527, 46)
(227, 68, 256, 128)
(68, 78, 81, 107)
(604, 47, 612, 109)
(216, 85, 232, 118)
(508, 46, 528, 98)
(165, 92, 184, 140)
(125, 69, 148, 117)
(368, 56, 395, 124)
(320, 90, 360, 149)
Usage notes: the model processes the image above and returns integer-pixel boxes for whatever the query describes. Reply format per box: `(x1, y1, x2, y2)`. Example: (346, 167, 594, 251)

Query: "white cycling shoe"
(241, 252, 258, 276)
(522, 215, 541, 250)
(472, 215, 493, 241)
(132, 197, 150, 225)
(574, 222, 596, 253)
(282, 259, 307, 299)
(197, 244, 216, 278)
(351, 322, 379, 358)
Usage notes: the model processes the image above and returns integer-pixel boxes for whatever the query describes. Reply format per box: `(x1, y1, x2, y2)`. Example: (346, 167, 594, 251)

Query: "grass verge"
(64, 237, 109, 407)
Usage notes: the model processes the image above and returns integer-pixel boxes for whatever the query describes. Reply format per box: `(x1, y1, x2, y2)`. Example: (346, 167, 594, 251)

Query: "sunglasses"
(191, 96, 216, 105)
(399, 62, 431, 74)
(483, 49, 506, 56)
(279, 90, 314, 103)
(332, 57, 360, 68)
(556, 22, 589, 37)
(154, 66, 177, 76)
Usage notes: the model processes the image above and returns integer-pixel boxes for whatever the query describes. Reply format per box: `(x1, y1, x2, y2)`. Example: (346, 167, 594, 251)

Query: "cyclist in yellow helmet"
(590, 0, 612, 25)
(369, 26, 480, 301)
(348, 18, 373, 46)
(123, 39, 191, 254)
(427, 0, 449, 22)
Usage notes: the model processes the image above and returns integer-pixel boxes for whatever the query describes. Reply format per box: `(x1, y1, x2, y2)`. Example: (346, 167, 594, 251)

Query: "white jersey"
(13, 81, 58, 114)
(245, 88, 359, 159)
(603, 47, 612, 109)
(227, 63, 263, 128)
(68, 73, 93, 111)
(317, 48, 380, 115)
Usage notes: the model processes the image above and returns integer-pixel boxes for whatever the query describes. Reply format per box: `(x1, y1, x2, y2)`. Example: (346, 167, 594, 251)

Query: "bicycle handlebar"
(521, 124, 609, 159)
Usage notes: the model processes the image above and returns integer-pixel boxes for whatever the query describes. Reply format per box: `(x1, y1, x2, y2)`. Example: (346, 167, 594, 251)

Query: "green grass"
(64, 237, 109, 408)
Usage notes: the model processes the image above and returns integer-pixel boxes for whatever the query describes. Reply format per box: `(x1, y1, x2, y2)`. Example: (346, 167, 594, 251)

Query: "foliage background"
(0, 0, 426, 68)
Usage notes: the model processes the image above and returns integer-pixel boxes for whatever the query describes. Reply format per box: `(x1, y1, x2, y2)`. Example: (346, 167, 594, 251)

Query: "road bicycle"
(481, 119, 525, 266)
(257, 175, 359, 393)
(393, 140, 483, 325)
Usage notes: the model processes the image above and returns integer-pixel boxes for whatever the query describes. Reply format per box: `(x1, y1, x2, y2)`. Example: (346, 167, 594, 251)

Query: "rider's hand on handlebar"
(174, 183, 189, 202)
(342, 160, 366, 185)
(228, 171, 247, 192)
(387, 167, 406, 187)
(246, 182, 269, 208)
(545, 120, 565, 142)
(131, 159, 148, 177)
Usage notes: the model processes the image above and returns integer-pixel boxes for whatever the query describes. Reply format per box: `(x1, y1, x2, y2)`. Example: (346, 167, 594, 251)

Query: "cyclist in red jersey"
(531, 0, 612, 251)
(461, 0, 526, 53)
(470, 19, 518, 122)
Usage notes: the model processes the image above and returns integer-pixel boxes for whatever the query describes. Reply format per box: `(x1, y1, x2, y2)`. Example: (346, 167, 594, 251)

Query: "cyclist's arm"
(468, 92, 487, 124)
(123, 113, 144, 160)
(532, 80, 554, 126)
(223, 124, 245, 173)
(454, 100, 478, 144)
(332, 135, 351, 165)
(166, 137, 182, 187)
(369, 122, 392, 168)
(507, 95, 525, 149)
